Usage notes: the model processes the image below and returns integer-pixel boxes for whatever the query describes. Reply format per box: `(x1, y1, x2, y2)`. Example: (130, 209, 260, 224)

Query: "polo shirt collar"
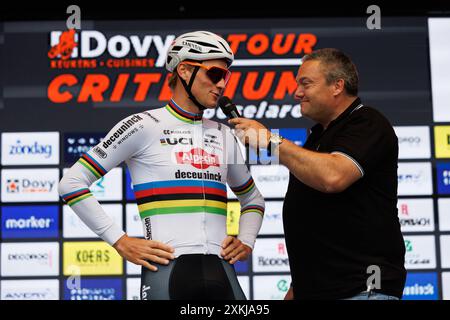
(310, 97, 362, 134)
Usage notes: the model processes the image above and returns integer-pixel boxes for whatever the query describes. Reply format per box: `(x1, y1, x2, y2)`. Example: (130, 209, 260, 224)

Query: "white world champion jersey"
(59, 99, 265, 257)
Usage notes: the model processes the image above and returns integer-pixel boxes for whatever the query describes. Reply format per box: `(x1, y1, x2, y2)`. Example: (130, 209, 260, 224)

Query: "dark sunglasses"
(182, 61, 231, 85)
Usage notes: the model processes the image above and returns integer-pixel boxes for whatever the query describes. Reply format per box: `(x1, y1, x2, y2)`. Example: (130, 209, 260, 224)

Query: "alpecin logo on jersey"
(176, 148, 220, 169)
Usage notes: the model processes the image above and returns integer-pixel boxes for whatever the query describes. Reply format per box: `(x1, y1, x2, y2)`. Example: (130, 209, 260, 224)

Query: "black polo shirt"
(283, 97, 406, 300)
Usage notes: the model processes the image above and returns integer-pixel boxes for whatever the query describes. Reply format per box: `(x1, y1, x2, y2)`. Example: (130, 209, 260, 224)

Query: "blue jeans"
(344, 291, 399, 300)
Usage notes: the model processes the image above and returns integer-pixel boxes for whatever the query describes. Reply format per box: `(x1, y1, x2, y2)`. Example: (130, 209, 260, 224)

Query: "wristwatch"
(267, 133, 284, 156)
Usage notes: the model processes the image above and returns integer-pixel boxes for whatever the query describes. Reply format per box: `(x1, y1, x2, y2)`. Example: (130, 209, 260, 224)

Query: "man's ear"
(333, 79, 345, 96)
(177, 63, 191, 82)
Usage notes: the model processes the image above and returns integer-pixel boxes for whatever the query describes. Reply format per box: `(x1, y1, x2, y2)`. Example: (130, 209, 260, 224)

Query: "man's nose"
(216, 78, 226, 90)
(293, 86, 304, 100)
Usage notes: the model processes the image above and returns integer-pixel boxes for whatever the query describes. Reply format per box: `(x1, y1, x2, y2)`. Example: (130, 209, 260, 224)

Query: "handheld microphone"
(218, 96, 241, 119)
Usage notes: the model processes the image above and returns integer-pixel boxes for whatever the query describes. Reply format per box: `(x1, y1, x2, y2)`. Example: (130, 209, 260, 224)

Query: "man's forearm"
(276, 139, 343, 193)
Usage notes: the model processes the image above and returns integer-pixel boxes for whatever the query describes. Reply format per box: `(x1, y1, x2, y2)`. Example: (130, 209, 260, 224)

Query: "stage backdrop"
(0, 17, 449, 300)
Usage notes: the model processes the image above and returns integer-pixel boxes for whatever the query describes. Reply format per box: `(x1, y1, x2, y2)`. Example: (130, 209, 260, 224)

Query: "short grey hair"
(302, 48, 359, 96)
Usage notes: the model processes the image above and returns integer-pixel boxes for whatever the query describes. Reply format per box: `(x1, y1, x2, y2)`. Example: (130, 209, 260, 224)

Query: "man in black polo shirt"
(229, 48, 406, 300)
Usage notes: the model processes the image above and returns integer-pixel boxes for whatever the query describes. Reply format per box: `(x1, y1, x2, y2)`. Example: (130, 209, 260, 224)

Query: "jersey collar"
(166, 99, 203, 123)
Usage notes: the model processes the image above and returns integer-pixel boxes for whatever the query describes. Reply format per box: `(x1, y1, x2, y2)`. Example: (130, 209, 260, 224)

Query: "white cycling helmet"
(166, 31, 234, 72)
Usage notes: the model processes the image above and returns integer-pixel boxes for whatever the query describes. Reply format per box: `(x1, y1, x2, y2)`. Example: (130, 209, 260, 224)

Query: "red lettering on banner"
(78, 74, 110, 102)
(243, 71, 276, 100)
(273, 72, 298, 100)
(111, 74, 130, 102)
(48, 74, 78, 103)
(247, 33, 270, 56)
(134, 73, 161, 101)
(227, 34, 248, 54)
(225, 33, 317, 55)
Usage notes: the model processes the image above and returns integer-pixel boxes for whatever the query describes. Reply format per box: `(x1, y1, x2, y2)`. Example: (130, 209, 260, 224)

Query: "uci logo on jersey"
(160, 137, 194, 146)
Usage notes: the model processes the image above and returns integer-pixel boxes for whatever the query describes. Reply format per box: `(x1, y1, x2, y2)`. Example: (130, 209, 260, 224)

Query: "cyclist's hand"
(220, 236, 252, 264)
(113, 234, 175, 272)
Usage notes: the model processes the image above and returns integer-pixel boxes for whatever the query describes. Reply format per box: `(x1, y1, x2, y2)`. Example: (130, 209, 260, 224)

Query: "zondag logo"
(176, 148, 220, 169)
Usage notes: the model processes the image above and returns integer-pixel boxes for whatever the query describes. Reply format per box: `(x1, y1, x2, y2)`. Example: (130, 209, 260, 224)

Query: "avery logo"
(402, 273, 438, 300)
(1, 206, 59, 239)
(1, 280, 59, 300)
(176, 148, 220, 169)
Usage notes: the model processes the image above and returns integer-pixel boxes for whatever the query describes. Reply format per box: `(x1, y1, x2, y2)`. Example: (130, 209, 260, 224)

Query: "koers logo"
(76, 249, 111, 264)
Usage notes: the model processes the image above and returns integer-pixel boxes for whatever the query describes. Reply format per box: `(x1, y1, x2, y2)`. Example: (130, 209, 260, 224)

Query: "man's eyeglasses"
(182, 61, 231, 85)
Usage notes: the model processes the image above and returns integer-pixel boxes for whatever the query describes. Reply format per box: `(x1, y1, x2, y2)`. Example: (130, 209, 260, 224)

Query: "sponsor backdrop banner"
(0, 17, 449, 299)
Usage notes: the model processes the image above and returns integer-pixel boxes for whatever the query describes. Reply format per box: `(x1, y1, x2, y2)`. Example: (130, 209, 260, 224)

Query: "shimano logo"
(9, 140, 52, 158)
(5, 216, 53, 229)
(257, 257, 289, 266)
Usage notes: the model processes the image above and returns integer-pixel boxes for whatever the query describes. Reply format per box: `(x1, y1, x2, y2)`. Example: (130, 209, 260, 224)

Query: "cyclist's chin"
(205, 95, 219, 108)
